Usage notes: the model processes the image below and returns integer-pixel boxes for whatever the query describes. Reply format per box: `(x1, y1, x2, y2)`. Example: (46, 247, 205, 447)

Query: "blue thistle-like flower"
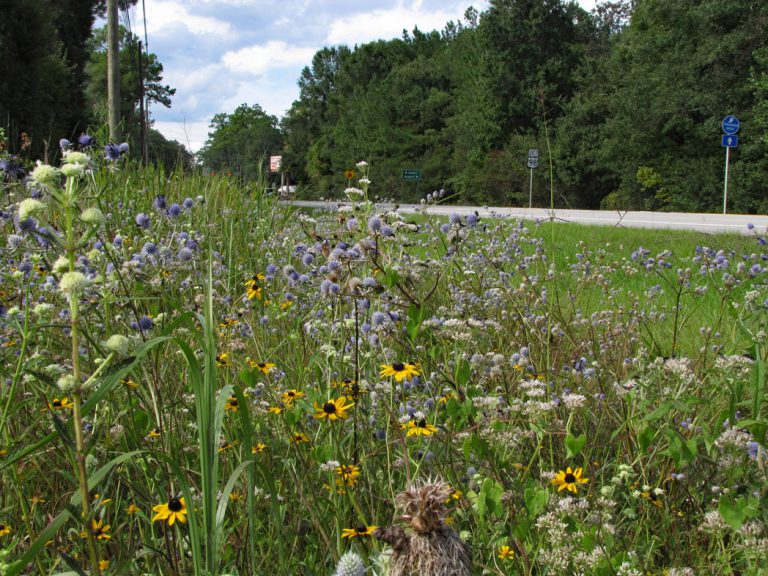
(183, 197, 194, 210)
(78, 134, 95, 149)
(105, 143, 121, 161)
(168, 203, 182, 217)
(135, 212, 151, 228)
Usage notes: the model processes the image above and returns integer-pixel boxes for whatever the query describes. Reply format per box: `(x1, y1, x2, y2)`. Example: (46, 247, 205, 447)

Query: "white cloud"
(222, 41, 317, 76)
(144, 0, 232, 36)
(153, 120, 211, 153)
(326, 0, 480, 46)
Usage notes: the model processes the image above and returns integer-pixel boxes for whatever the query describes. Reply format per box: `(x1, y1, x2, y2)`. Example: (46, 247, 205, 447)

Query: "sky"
(128, 0, 598, 152)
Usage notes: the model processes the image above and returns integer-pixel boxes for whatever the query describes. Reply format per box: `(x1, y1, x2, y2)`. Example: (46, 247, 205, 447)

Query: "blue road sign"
(722, 134, 739, 148)
(722, 115, 740, 135)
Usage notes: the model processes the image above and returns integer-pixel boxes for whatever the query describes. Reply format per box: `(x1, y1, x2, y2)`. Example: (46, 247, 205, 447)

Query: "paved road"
(287, 200, 767, 236)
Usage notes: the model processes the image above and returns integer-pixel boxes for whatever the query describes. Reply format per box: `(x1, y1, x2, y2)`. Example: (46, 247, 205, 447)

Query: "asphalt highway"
(287, 200, 767, 236)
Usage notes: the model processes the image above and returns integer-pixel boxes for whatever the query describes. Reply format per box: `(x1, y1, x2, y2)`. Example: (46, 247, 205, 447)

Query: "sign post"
(721, 115, 739, 214)
(402, 168, 421, 197)
(527, 149, 539, 208)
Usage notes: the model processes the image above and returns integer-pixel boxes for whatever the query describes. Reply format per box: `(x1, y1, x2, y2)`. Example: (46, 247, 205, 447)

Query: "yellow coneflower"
(313, 396, 354, 421)
(551, 467, 589, 494)
(0, 523, 10, 536)
(80, 518, 111, 540)
(280, 300, 293, 311)
(229, 492, 244, 502)
(498, 545, 515, 560)
(215, 352, 229, 368)
(268, 406, 283, 414)
(152, 497, 187, 526)
(148, 427, 161, 438)
(446, 488, 463, 502)
(341, 525, 377, 538)
(244, 273, 265, 301)
(281, 389, 304, 404)
(333, 378, 363, 399)
(126, 503, 138, 515)
(379, 362, 420, 382)
(224, 395, 239, 412)
(49, 397, 74, 410)
(406, 419, 438, 437)
(99, 560, 109, 571)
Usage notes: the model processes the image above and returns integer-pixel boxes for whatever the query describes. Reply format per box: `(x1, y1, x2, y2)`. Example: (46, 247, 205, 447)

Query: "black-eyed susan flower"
(290, 432, 310, 444)
(344, 169, 356, 180)
(498, 545, 515, 560)
(147, 427, 161, 439)
(252, 443, 267, 454)
(313, 396, 354, 421)
(152, 497, 187, 526)
(341, 525, 377, 538)
(379, 362, 420, 382)
(80, 518, 111, 540)
(218, 440, 236, 453)
(406, 419, 438, 437)
(99, 560, 109, 571)
(225, 395, 238, 412)
(121, 377, 139, 389)
(0, 522, 10, 536)
(336, 464, 361, 487)
(551, 467, 589, 494)
(281, 389, 304, 404)
(268, 405, 283, 414)
(640, 489, 664, 508)
(127, 503, 138, 515)
(247, 358, 276, 374)
(244, 273, 265, 301)
(216, 352, 229, 368)
(333, 378, 362, 399)
(49, 397, 74, 410)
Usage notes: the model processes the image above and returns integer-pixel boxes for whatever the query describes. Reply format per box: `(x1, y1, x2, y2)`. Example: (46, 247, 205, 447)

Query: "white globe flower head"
(81, 207, 106, 226)
(53, 255, 70, 274)
(59, 271, 90, 296)
(62, 151, 90, 165)
(104, 334, 131, 356)
(29, 163, 61, 188)
(18, 198, 46, 221)
(57, 374, 76, 392)
(61, 162, 86, 178)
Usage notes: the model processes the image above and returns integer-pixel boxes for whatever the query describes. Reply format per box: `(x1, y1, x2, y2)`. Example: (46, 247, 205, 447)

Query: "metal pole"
(529, 168, 534, 208)
(723, 145, 730, 214)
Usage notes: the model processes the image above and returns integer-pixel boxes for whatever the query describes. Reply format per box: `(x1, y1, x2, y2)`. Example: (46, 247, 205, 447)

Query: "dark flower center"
(53, 400, 62, 407)
(356, 525, 367, 533)
(258, 363, 267, 368)
(229, 398, 237, 406)
(564, 473, 576, 484)
(286, 391, 296, 397)
(323, 402, 337, 414)
(648, 492, 658, 501)
(392, 362, 405, 371)
(168, 498, 183, 512)
(417, 419, 427, 428)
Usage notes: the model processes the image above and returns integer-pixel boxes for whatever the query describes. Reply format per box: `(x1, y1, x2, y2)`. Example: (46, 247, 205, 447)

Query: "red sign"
(270, 155, 282, 172)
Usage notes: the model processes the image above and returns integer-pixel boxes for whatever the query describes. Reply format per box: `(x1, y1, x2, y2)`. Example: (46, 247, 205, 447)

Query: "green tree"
(199, 104, 283, 182)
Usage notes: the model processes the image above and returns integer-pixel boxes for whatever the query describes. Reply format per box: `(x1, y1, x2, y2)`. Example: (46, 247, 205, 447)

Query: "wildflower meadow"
(0, 148, 766, 576)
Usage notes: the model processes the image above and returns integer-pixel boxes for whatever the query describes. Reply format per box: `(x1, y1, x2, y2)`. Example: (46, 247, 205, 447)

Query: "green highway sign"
(402, 169, 421, 181)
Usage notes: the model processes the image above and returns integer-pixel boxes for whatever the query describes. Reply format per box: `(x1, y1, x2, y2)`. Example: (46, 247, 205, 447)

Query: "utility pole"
(107, 0, 121, 142)
(138, 41, 148, 163)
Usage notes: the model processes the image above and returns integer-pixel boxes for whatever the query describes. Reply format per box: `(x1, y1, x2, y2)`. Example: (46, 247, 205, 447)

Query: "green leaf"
(719, 495, 747, 531)
(638, 426, 654, 453)
(455, 359, 471, 388)
(524, 486, 549, 518)
(565, 433, 587, 458)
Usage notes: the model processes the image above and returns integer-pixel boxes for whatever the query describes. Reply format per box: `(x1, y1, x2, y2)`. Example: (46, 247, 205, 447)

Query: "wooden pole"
(107, 0, 121, 142)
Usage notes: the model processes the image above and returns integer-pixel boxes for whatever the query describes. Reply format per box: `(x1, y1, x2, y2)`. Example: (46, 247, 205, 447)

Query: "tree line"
(0, 0, 190, 169)
(202, 0, 768, 212)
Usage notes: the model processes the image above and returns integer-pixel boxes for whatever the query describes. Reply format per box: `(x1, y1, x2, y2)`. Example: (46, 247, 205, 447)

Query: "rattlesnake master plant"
(374, 479, 471, 576)
(333, 550, 366, 576)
